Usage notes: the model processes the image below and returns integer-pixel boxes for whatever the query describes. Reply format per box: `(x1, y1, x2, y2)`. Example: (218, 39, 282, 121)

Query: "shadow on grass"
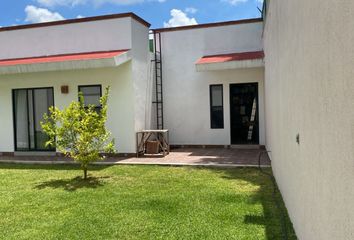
(206, 167, 298, 240)
(0, 163, 111, 171)
(35, 176, 110, 192)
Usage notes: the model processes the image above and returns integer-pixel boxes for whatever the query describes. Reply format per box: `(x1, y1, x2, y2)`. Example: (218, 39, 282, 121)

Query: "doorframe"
(12, 87, 55, 152)
(229, 82, 260, 145)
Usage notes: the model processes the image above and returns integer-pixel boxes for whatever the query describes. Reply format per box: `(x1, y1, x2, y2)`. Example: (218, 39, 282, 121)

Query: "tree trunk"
(83, 168, 88, 180)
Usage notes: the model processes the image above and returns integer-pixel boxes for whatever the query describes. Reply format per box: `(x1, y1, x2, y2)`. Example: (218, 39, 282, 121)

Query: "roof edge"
(0, 12, 150, 32)
(0, 49, 130, 62)
(201, 50, 264, 59)
(153, 18, 263, 33)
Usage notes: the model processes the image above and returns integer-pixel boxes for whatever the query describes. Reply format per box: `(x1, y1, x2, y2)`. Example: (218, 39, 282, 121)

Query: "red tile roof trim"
(196, 51, 264, 64)
(0, 50, 129, 66)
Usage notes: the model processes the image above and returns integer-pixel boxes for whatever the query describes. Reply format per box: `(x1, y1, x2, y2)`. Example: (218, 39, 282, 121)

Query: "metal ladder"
(152, 31, 164, 130)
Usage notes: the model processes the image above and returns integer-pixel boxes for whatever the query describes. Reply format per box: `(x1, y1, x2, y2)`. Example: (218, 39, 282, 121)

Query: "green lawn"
(0, 164, 297, 240)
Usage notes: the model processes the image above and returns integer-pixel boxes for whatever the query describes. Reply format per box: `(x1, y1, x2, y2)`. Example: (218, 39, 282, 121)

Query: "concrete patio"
(0, 148, 271, 167)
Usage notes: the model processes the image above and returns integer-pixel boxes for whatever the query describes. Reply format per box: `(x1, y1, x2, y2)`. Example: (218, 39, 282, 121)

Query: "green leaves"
(41, 86, 116, 178)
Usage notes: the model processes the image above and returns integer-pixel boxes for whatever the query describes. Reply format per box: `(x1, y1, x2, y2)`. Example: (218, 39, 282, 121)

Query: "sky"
(0, 0, 264, 29)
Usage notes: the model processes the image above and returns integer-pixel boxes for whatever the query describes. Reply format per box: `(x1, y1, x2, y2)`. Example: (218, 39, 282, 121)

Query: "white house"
(0, 1, 353, 239)
(153, 19, 265, 147)
(0, 13, 152, 154)
(0, 13, 265, 155)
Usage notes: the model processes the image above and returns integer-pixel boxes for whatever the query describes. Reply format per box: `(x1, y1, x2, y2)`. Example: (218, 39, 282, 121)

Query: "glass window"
(210, 85, 224, 129)
(13, 88, 55, 151)
(78, 85, 102, 109)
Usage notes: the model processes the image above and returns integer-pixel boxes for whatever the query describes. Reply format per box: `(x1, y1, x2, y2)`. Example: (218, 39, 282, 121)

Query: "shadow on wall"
(208, 167, 298, 240)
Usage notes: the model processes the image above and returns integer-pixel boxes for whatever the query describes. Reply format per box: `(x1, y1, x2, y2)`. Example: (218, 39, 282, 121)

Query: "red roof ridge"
(0, 49, 130, 66)
(203, 50, 264, 58)
(196, 51, 264, 64)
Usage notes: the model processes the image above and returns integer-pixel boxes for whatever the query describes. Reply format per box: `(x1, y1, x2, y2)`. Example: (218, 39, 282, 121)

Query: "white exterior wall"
(0, 64, 137, 153)
(130, 19, 153, 132)
(0, 17, 152, 154)
(0, 18, 132, 59)
(264, 1, 354, 239)
(160, 22, 265, 145)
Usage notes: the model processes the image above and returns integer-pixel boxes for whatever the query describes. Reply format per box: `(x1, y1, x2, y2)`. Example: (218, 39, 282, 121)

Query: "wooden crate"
(145, 141, 159, 154)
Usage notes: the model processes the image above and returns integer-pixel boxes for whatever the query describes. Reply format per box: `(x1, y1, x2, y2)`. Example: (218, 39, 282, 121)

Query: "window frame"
(12, 87, 55, 152)
(209, 84, 224, 129)
(78, 85, 102, 110)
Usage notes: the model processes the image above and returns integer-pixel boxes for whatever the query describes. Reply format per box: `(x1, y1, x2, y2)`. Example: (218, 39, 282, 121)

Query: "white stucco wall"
(0, 63, 137, 153)
(130, 19, 153, 132)
(159, 22, 265, 145)
(263, 1, 354, 239)
(0, 18, 132, 59)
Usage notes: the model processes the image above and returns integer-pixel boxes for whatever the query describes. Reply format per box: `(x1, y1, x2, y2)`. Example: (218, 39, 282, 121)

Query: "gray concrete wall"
(263, 1, 354, 239)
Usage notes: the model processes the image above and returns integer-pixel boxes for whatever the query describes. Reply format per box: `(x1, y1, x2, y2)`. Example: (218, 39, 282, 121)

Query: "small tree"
(41, 87, 115, 179)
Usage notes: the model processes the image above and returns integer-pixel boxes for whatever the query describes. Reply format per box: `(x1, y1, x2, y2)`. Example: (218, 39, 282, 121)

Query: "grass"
(0, 164, 297, 240)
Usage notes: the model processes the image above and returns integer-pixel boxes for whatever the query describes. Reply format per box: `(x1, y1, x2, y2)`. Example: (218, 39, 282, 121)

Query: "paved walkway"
(0, 148, 271, 167)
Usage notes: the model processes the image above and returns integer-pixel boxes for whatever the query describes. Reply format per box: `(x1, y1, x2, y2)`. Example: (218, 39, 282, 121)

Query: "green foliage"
(41, 87, 115, 179)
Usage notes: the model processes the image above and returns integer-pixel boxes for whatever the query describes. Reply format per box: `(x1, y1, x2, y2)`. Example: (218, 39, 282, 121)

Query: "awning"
(196, 51, 264, 72)
(0, 49, 131, 74)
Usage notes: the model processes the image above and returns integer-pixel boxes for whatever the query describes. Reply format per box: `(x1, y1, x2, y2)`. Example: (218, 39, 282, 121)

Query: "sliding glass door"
(13, 88, 55, 151)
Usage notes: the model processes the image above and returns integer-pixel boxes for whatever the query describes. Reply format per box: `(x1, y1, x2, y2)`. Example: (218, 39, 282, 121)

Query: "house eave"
(196, 59, 264, 72)
(0, 50, 132, 75)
